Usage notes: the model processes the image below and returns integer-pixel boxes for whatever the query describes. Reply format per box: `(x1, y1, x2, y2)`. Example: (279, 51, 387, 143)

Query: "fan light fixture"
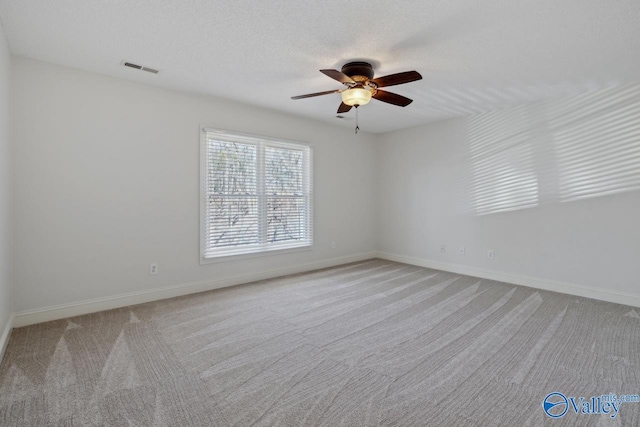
(341, 87, 372, 107)
(291, 61, 422, 133)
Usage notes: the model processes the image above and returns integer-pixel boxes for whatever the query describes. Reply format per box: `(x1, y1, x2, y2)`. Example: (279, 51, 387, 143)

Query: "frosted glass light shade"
(341, 88, 372, 106)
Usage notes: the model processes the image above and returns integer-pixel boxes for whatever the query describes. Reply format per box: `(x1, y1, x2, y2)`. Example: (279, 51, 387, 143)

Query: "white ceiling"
(1, 0, 639, 133)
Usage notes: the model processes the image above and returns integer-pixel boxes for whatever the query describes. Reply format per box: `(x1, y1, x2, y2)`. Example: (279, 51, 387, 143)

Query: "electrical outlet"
(149, 263, 158, 275)
(458, 246, 466, 255)
(331, 241, 336, 249)
(440, 244, 446, 253)
(487, 249, 495, 260)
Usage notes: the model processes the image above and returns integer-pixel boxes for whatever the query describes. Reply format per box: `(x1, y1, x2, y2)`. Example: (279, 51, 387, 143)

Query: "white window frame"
(200, 127, 313, 263)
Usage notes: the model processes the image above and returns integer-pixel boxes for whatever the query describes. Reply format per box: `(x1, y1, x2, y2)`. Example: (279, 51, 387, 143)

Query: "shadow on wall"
(462, 84, 640, 215)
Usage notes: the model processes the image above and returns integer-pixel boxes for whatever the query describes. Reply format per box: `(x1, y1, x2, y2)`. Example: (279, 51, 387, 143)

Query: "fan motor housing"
(341, 62, 374, 80)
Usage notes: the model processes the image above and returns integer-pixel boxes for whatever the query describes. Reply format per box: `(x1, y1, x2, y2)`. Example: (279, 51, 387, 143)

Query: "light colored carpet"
(1, 259, 639, 426)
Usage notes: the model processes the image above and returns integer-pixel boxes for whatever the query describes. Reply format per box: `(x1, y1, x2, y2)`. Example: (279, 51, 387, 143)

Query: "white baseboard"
(14, 249, 635, 329)
(0, 314, 14, 364)
(375, 251, 640, 309)
(12, 252, 376, 328)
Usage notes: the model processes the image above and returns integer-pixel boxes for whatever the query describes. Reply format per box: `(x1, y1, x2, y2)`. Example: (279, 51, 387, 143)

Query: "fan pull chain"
(355, 106, 359, 134)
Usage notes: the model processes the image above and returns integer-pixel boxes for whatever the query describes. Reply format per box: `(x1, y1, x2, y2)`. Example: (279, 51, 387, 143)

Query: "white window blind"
(201, 129, 312, 259)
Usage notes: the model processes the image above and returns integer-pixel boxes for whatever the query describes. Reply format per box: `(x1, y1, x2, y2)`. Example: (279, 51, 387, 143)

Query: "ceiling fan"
(291, 61, 422, 114)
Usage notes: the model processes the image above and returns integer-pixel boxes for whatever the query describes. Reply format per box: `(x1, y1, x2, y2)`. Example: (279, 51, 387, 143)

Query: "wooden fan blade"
(371, 71, 422, 88)
(291, 89, 341, 100)
(337, 102, 352, 113)
(320, 69, 355, 84)
(372, 90, 413, 107)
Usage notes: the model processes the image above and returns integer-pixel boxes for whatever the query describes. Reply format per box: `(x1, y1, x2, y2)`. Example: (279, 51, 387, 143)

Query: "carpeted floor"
(1, 259, 639, 426)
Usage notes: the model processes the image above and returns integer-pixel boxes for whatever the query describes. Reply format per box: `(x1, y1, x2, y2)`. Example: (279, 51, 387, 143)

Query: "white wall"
(12, 57, 376, 313)
(0, 23, 13, 337)
(11, 55, 640, 318)
(376, 85, 640, 301)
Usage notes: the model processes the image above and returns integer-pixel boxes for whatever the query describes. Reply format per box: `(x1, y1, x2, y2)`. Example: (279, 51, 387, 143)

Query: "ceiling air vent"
(122, 61, 160, 74)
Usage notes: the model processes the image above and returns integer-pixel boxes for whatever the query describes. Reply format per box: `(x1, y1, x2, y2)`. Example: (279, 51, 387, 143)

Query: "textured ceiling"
(1, 0, 639, 133)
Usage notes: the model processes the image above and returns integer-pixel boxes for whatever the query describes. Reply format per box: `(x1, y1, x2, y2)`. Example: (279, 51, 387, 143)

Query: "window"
(200, 128, 313, 260)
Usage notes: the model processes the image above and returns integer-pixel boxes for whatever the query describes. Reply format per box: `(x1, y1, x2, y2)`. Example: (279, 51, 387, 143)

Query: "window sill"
(200, 243, 313, 265)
